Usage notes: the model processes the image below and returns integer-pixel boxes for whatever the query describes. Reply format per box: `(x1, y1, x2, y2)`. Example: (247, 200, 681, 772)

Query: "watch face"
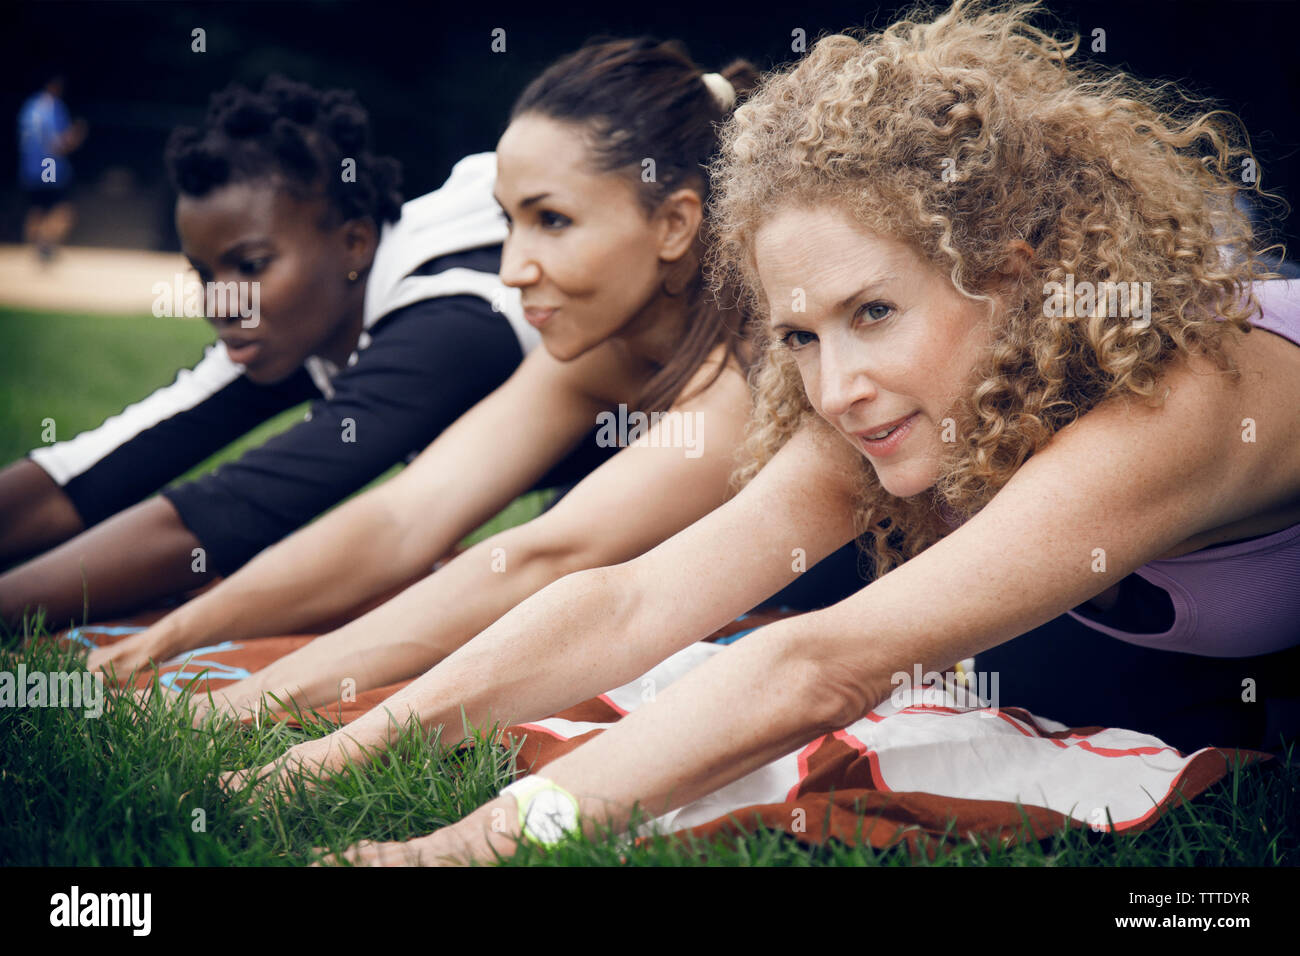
(524, 790, 578, 845)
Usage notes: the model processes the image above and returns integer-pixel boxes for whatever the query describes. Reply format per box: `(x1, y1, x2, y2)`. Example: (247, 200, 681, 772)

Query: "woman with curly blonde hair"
(713, 0, 1300, 751)
(284, 0, 1298, 864)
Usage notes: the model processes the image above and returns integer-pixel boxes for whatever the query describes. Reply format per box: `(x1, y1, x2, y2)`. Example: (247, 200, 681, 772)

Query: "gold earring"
(347, 270, 359, 282)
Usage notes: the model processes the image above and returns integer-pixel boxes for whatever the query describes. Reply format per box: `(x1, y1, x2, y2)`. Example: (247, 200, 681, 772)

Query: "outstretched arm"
(88, 341, 606, 677)
(248, 416, 865, 782)
(196, 354, 753, 719)
(0, 459, 85, 570)
(2, 496, 208, 633)
(0, 342, 308, 628)
(343, 353, 1264, 864)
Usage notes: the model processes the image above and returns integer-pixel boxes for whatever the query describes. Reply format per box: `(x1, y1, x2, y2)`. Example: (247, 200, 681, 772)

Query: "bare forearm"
(210, 535, 582, 714)
(295, 429, 863, 774)
(553, 622, 844, 821)
(160, 492, 446, 652)
(332, 565, 651, 756)
(324, 533, 821, 763)
(442, 619, 853, 861)
(0, 459, 85, 567)
(0, 495, 206, 631)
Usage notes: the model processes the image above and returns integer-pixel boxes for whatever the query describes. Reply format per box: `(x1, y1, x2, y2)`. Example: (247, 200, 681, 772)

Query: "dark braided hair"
(165, 74, 403, 229)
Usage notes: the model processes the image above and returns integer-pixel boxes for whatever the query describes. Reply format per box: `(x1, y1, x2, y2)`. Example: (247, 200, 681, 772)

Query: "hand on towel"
(87, 626, 172, 681)
(187, 689, 246, 729)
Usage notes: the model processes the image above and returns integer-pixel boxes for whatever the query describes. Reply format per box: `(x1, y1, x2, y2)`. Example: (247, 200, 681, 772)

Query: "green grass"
(0, 305, 550, 546)
(3, 305, 1297, 866)
(1, 625, 1295, 866)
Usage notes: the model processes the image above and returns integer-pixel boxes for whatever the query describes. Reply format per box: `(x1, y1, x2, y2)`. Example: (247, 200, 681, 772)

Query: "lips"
(523, 306, 557, 329)
(852, 411, 918, 457)
(220, 337, 263, 365)
(854, 412, 917, 441)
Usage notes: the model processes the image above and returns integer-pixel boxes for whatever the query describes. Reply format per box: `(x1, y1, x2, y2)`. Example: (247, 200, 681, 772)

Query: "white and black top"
(26, 152, 549, 575)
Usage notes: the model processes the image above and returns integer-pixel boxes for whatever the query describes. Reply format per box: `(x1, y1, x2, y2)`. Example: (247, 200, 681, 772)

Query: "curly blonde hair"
(708, 0, 1287, 579)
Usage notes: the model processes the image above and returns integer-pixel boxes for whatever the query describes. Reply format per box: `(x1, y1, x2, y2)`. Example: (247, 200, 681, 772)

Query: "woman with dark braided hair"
(0, 74, 567, 629)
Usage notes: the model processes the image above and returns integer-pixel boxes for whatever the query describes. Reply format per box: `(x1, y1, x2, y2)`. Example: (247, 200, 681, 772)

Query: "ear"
(653, 187, 704, 263)
(342, 216, 380, 275)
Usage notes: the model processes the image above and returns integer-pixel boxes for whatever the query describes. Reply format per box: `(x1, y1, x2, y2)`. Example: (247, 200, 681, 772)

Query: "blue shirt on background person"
(18, 85, 73, 190)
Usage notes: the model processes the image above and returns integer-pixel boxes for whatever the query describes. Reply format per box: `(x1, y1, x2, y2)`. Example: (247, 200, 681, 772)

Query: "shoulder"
(323, 295, 520, 394)
(362, 293, 510, 358)
(370, 291, 498, 332)
(669, 343, 751, 411)
(1034, 338, 1296, 549)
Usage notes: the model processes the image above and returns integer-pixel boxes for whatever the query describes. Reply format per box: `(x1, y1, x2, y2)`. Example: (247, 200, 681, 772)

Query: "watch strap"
(501, 775, 581, 847)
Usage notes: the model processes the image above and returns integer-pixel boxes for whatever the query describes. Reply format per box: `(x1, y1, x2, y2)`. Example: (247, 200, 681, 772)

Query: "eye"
(780, 329, 817, 350)
(238, 257, 270, 276)
(855, 300, 893, 323)
(539, 210, 571, 230)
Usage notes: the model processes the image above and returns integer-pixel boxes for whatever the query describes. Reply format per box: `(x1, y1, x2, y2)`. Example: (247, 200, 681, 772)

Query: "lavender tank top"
(941, 281, 1300, 658)
(1063, 279, 1300, 656)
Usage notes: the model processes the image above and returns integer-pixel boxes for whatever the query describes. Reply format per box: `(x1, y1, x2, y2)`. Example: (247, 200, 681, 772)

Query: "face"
(493, 113, 694, 362)
(176, 181, 370, 384)
(755, 203, 997, 498)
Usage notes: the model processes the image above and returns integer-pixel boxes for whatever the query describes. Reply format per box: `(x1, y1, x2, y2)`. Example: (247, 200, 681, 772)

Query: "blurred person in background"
(18, 72, 88, 265)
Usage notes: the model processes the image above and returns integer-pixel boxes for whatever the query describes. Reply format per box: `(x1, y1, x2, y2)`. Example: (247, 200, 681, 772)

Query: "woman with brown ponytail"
(93, 41, 869, 723)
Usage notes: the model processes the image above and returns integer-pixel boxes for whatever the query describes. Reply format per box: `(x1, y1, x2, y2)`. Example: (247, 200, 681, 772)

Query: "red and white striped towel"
(59, 614, 1268, 853)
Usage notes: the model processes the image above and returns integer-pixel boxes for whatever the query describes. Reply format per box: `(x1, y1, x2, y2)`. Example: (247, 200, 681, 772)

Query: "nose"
(500, 231, 542, 288)
(817, 332, 876, 419)
(198, 265, 242, 324)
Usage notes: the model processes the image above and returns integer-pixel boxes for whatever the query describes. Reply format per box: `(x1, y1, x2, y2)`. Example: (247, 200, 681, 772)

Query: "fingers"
(88, 641, 158, 682)
(188, 689, 261, 728)
(319, 838, 426, 867)
(219, 747, 311, 804)
(218, 762, 286, 808)
(218, 767, 251, 792)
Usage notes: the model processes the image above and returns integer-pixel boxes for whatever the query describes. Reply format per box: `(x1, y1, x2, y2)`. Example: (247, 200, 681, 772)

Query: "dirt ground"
(0, 243, 195, 316)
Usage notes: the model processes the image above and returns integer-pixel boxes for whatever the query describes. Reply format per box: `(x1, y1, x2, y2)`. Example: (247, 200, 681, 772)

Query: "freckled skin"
(754, 204, 1001, 498)
(493, 114, 696, 366)
(175, 181, 375, 385)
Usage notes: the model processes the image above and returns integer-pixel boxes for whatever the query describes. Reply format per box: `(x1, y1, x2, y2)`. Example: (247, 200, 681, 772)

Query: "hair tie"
(701, 72, 736, 112)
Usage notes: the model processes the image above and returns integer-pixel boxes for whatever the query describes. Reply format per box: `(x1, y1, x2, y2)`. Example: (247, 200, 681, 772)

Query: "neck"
(315, 286, 366, 367)
(613, 284, 693, 372)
